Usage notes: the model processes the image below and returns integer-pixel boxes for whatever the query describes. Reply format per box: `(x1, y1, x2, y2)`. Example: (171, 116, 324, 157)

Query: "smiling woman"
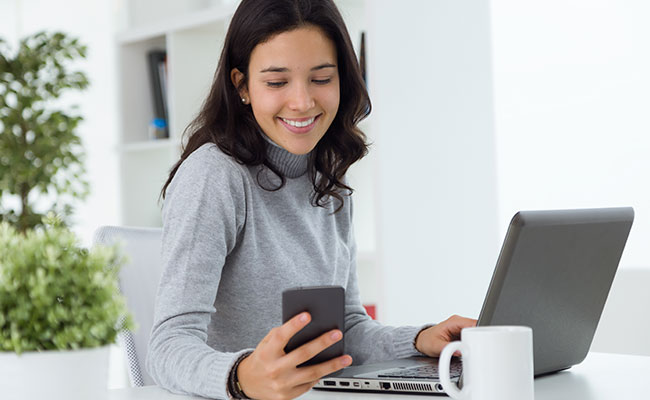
(147, 1, 475, 400)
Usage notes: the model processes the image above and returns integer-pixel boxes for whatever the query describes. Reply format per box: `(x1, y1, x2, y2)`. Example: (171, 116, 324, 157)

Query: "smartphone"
(282, 285, 345, 367)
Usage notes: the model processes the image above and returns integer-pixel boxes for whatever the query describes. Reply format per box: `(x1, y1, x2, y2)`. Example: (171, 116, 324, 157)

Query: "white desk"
(109, 352, 650, 399)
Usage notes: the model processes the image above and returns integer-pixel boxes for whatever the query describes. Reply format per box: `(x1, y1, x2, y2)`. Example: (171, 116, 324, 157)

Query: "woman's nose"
(287, 83, 315, 112)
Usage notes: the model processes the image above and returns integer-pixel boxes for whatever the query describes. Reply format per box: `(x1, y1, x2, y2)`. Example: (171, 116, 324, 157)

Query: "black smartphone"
(282, 285, 345, 367)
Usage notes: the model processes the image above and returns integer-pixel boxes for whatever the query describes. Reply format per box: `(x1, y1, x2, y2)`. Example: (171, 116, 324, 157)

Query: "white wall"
(591, 267, 650, 355)
(368, 0, 499, 326)
(491, 0, 650, 269)
(0, 1, 19, 40)
(1, 0, 121, 247)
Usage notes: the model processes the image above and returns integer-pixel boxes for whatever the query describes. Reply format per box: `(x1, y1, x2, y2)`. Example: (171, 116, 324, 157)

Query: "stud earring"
(241, 97, 247, 104)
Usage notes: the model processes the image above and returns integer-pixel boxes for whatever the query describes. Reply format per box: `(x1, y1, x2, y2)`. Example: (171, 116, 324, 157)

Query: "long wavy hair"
(160, 0, 371, 212)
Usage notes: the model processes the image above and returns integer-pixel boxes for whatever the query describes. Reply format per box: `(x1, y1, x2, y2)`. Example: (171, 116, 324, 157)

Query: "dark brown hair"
(160, 0, 370, 212)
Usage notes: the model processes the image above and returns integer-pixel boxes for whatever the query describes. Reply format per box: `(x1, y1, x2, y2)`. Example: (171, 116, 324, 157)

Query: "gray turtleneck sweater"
(146, 141, 426, 399)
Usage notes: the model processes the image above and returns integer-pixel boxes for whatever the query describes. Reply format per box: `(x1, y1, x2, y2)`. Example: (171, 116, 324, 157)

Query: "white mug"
(439, 326, 534, 400)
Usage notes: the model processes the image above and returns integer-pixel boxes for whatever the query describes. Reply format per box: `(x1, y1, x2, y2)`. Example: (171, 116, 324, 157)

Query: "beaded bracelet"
(228, 352, 252, 399)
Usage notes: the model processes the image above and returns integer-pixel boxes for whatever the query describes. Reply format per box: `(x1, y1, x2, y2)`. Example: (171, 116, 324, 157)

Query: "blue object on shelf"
(149, 118, 168, 139)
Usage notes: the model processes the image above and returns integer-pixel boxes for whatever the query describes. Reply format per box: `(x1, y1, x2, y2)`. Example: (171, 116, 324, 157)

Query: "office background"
(2, 0, 649, 387)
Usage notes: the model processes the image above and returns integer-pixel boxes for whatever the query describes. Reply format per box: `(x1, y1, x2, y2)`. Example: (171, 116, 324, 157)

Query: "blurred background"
(1, 0, 649, 388)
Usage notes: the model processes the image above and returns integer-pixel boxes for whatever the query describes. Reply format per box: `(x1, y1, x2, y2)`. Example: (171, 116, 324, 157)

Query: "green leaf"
(0, 219, 134, 353)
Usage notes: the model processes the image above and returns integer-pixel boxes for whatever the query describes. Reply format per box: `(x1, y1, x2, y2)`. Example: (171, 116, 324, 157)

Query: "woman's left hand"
(414, 315, 477, 357)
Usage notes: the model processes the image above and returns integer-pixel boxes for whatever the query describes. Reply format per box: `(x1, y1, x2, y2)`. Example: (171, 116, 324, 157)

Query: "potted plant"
(0, 214, 133, 399)
(0, 31, 90, 232)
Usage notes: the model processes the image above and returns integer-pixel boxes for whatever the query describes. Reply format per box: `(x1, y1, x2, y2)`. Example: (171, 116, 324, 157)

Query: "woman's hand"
(414, 315, 477, 357)
(237, 312, 353, 400)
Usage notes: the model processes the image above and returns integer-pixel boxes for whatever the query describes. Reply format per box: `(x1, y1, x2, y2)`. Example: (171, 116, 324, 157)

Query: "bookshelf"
(116, 4, 236, 227)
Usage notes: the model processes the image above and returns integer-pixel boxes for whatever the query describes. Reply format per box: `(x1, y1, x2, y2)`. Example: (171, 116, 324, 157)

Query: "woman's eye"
(313, 78, 331, 85)
(266, 81, 286, 88)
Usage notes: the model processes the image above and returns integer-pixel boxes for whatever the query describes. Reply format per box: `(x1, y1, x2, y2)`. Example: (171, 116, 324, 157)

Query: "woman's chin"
(285, 146, 314, 156)
(278, 138, 320, 155)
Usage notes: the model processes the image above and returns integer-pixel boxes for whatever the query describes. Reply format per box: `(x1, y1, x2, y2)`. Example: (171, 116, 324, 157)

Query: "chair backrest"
(93, 226, 162, 387)
(591, 266, 650, 356)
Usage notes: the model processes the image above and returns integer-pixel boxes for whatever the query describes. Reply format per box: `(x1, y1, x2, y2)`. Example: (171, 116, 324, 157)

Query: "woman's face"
(232, 26, 340, 155)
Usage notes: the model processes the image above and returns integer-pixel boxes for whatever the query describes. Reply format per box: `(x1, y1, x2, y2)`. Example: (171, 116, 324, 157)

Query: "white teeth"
(281, 116, 315, 128)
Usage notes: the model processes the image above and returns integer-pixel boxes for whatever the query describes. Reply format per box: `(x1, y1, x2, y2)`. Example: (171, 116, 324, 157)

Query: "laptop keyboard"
(377, 362, 462, 380)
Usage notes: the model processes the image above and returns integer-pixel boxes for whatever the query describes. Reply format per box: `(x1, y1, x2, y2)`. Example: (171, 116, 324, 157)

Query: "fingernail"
(299, 313, 309, 322)
(341, 356, 352, 366)
(331, 331, 341, 340)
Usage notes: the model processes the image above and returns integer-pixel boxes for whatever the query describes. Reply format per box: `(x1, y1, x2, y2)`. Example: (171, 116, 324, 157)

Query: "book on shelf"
(359, 31, 366, 85)
(147, 49, 169, 138)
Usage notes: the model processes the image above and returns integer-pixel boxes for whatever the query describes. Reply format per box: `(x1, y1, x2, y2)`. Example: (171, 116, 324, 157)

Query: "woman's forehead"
(249, 26, 337, 72)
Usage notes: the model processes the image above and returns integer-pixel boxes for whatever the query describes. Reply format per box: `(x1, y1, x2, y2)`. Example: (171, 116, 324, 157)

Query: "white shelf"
(119, 138, 181, 153)
(116, 3, 234, 228)
(115, 0, 240, 229)
(117, 4, 237, 44)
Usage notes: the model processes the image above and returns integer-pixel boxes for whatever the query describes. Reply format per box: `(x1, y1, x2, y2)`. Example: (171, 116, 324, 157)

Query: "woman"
(146, 1, 476, 399)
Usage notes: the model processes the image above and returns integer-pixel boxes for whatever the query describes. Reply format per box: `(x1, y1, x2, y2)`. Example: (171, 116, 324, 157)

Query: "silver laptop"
(315, 207, 634, 394)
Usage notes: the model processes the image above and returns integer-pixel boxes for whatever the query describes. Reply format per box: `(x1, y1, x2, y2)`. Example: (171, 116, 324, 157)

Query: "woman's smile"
(278, 114, 321, 134)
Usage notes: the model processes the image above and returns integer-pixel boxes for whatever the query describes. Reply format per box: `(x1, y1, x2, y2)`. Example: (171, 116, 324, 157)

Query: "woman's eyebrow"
(311, 63, 336, 71)
(259, 63, 337, 73)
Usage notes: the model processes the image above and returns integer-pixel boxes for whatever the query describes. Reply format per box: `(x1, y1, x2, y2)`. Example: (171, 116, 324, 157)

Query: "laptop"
(314, 207, 634, 394)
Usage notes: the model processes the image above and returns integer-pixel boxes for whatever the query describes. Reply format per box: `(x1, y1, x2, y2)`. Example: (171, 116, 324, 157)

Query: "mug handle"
(439, 341, 467, 399)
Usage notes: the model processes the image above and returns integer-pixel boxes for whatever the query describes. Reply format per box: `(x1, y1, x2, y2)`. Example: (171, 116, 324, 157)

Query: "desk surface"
(109, 352, 650, 400)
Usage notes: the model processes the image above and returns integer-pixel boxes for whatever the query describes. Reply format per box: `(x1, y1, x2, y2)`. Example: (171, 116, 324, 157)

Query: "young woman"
(146, 1, 475, 399)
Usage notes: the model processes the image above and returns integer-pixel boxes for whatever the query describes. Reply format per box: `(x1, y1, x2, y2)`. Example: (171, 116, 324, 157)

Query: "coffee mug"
(439, 326, 534, 400)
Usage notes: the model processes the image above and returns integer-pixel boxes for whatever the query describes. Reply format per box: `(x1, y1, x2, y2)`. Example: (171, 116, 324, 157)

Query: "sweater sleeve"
(342, 200, 432, 365)
(145, 146, 254, 399)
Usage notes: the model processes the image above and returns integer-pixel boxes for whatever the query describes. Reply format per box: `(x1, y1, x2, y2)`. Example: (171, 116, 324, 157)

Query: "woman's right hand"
(236, 312, 352, 400)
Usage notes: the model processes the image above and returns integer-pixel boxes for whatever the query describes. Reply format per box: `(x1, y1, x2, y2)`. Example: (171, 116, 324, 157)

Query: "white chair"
(93, 226, 163, 387)
(591, 266, 650, 356)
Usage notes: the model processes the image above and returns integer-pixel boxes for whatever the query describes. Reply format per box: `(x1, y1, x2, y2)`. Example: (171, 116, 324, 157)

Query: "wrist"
(414, 328, 425, 353)
(414, 325, 434, 354)
(228, 352, 252, 399)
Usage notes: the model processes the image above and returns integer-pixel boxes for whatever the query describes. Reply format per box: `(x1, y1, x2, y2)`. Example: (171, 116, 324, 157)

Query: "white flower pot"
(0, 345, 109, 400)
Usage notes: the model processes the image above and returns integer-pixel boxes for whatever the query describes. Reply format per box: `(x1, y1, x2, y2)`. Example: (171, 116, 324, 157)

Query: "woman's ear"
(230, 68, 249, 104)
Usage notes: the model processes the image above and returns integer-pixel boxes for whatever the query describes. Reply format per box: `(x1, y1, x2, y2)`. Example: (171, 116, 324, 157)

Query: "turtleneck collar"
(261, 133, 311, 178)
